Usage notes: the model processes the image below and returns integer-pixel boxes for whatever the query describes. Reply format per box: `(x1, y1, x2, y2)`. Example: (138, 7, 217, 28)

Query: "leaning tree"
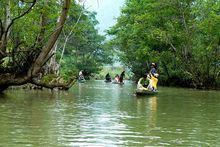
(0, 0, 74, 92)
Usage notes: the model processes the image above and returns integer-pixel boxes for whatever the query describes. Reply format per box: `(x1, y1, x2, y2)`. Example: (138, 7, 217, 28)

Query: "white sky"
(83, 0, 125, 34)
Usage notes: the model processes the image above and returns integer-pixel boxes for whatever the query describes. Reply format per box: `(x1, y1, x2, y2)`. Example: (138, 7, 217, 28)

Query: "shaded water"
(0, 80, 220, 146)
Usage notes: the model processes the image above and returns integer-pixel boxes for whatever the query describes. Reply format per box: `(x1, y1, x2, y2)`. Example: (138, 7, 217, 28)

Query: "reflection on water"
(0, 80, 220, 146)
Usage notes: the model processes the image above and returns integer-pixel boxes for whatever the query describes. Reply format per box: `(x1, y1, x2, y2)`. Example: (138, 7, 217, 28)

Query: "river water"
(0, 80, 220, 146)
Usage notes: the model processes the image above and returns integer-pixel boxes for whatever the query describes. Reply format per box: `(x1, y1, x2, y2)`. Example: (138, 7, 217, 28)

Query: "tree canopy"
(108, 0, 220, 89)
(56, 4, 113, 79)
(0, 0, 113, 92)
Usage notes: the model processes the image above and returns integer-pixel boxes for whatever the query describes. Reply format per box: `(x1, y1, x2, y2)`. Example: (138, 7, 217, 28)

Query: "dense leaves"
(0, 0, 113, 91)
(108, 0, 220, 89)
(56, 2, 113, 79)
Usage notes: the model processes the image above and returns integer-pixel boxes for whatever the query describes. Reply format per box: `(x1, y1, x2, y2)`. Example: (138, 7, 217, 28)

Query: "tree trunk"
(29, 0, 71, 77)
(0, 0, 72, 92)
(4, 0, 11, 38)
(0, 0, 11, 53)
(49, 42, 60, 75)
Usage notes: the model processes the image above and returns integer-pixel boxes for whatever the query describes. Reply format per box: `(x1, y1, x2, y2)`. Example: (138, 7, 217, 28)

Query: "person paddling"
(147, 63, 159, 91)
(119, 70, 125, 83)
(149, 63, 159, 78)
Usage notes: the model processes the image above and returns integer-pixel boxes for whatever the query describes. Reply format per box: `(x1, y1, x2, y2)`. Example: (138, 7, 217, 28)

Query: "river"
(0, 80, 220, 146)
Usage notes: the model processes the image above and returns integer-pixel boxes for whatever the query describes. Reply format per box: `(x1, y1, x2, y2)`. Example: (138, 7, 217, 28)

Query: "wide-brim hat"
(151, 63, 156, 67)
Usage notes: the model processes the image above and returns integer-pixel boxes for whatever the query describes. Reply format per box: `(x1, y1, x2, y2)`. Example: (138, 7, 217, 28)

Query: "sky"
(83, 0, 125, 34)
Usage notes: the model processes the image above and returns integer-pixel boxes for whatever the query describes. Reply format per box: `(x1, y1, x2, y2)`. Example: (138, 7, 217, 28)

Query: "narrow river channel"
(0, 80, 220, 146)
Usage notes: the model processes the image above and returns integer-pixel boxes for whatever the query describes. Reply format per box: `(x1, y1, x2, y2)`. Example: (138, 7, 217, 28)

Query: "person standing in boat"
(78, 70, 85, 80)
(147, 63, 159, 91)
(149, 63, 159, 77)
(119, 70, 125, 83)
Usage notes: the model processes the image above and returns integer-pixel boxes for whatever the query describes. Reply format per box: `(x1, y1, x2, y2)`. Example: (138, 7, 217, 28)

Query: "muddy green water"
(0, 80, 220, 146)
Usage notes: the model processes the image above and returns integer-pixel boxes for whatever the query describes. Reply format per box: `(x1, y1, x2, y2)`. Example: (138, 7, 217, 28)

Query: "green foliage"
(1, 0, 60, 49)
(108, 0, 220, 89)
(57, 2, 113, 78)
(95, 66, 133, 80)
(0, 0, 113, 80)
(0, 0, 63, 73)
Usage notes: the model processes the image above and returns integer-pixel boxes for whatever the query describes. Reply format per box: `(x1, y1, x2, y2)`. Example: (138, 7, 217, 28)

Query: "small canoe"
(135, 89, 158, 96)
(104, 80, 112, 83)
(112, 81, 124, 84)
(78, 79, 86, 83)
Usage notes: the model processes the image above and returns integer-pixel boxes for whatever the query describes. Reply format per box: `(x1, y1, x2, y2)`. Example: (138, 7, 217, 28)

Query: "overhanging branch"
(4, 0, 37, 39)
(29, 0, 71, 76)
(31, 76, 77, 90)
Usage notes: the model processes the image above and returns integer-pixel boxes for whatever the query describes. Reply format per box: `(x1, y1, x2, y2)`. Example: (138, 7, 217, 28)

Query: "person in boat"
(119, 70, 125, 83)
(147, 63, 159, 91)
(105, 73, 111, 82)
(78, 70, 85, 81)
(149, 63, 159, 78)
(114, 74, 120, 83)
(137, 74, 150, 91)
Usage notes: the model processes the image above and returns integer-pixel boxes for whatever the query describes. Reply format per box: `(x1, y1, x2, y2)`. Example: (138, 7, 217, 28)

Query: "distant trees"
(55, 4, 113, 79)
(108, 0, 220, 89)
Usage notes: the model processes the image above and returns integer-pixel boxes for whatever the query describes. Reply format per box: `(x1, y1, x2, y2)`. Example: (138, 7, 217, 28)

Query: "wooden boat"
(104, 79, 112, 83)
(78, 79, 86, 83)
(112, 81, 124, 84)
(135, 89, 158, 96)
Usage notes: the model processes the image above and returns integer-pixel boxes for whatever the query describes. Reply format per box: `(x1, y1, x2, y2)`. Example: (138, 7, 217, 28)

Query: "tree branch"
(29, 0, 71, 77)
(59, 6, 84, 65)
(4, 0, 37, 39)
(34, 0, 48, 47)
(20, 0, 37, 3)
(0, 20, 3, 39)
(31, 76, 76, 90)
(170, 42, 177, 52)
